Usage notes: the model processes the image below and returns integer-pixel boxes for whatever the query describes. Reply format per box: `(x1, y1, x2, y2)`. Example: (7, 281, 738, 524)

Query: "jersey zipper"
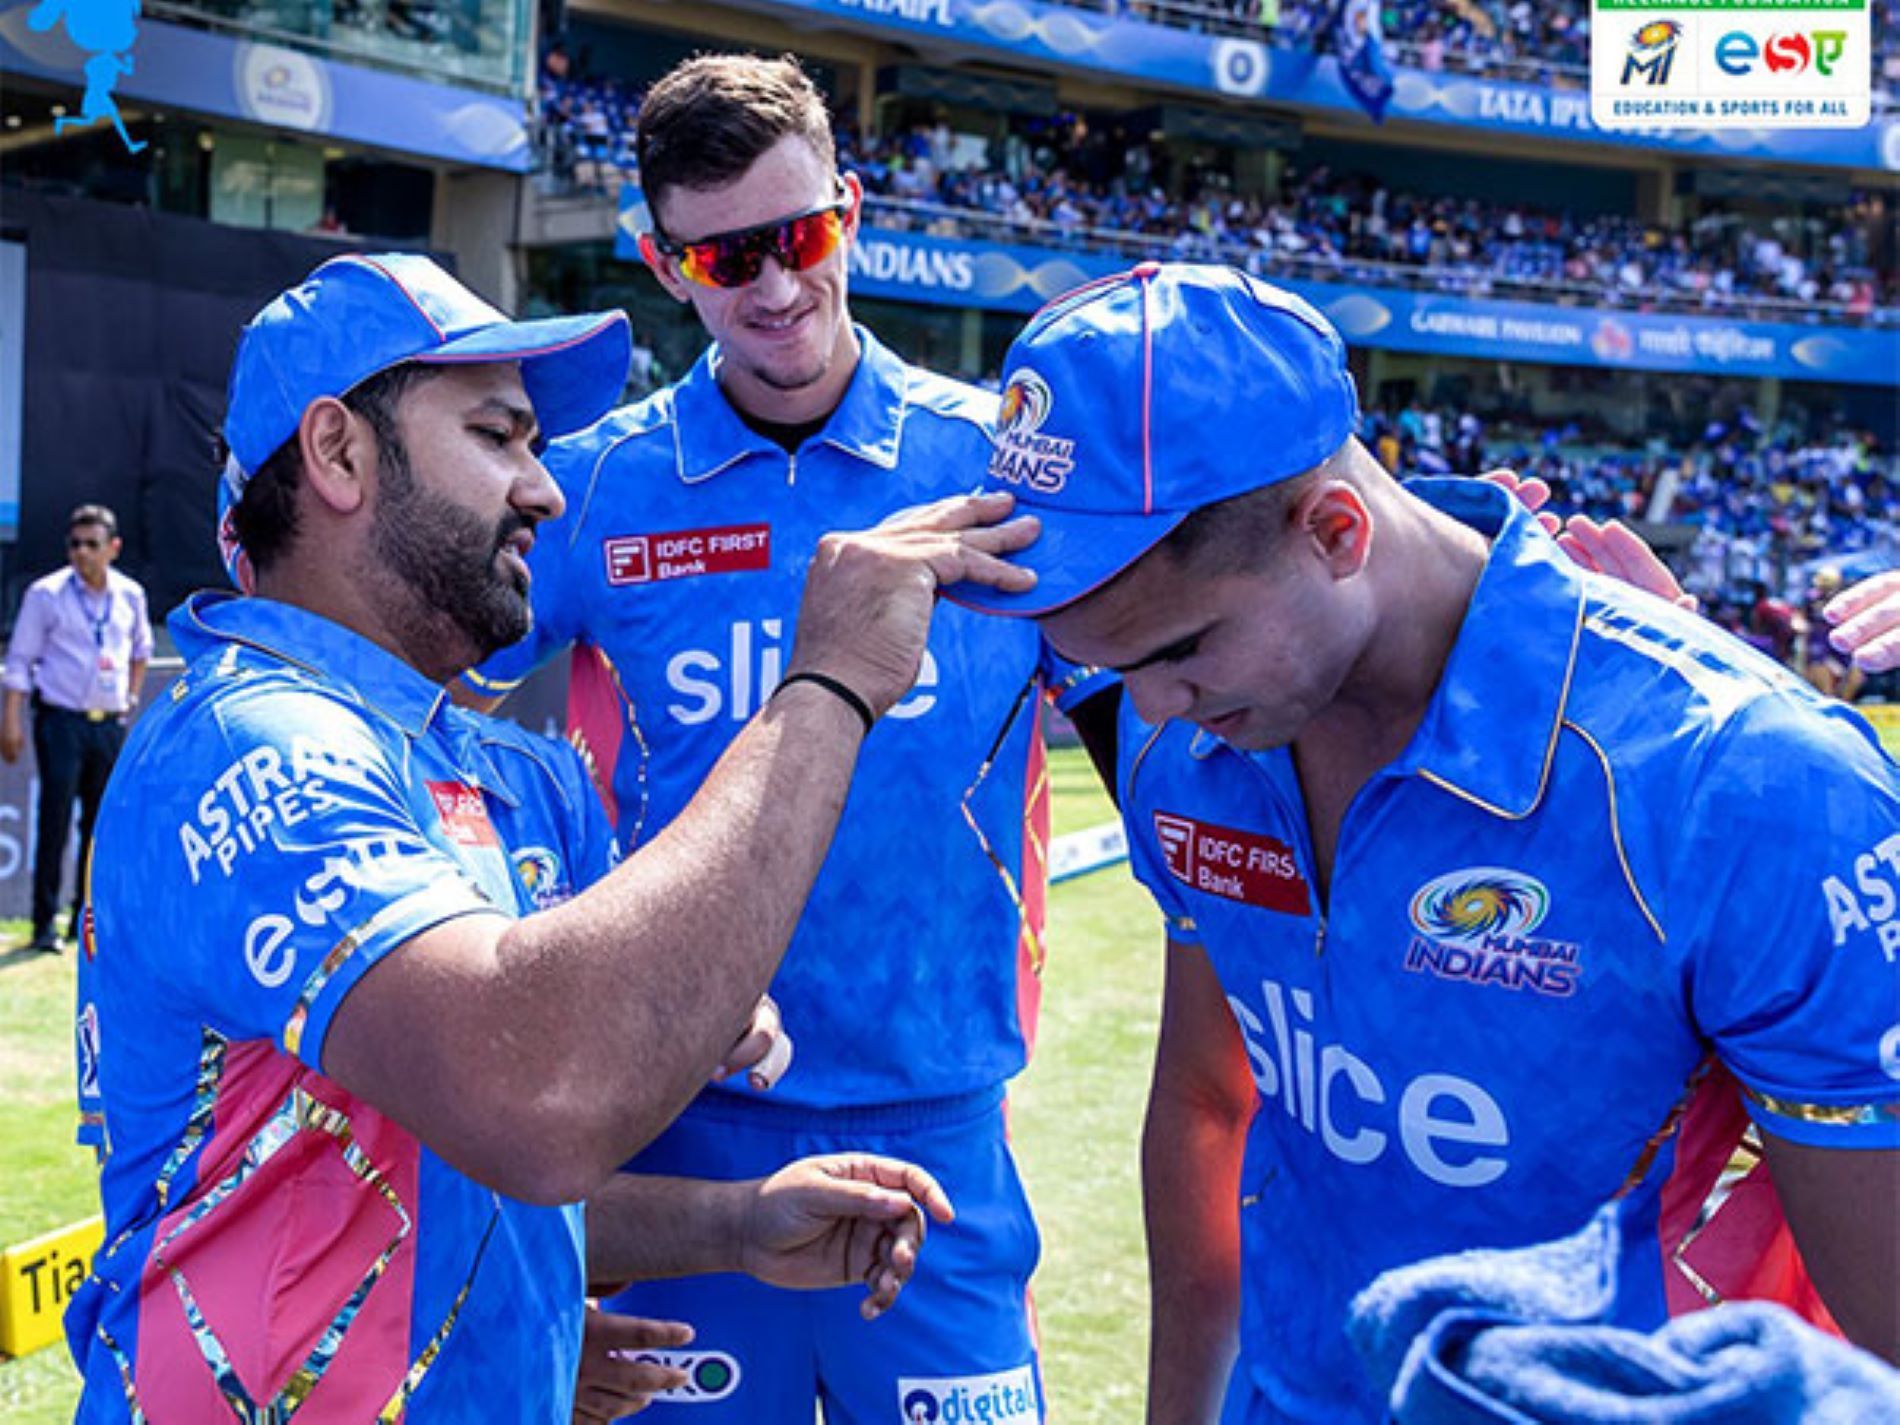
(787, 452, 798, 488)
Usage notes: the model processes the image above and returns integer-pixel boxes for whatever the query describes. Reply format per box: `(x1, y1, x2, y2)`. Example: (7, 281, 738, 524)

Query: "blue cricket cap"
(946, 262, 1359, 616)
(222, 252, 631, 483)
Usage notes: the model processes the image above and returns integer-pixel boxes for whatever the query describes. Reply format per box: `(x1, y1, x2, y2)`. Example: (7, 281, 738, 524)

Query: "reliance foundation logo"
(1403, 867, 1581, 998)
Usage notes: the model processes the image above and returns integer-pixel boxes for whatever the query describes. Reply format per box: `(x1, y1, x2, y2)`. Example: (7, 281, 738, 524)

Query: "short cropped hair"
(69, 504, 118, 538)
(230, 363, 442, 575)
(1153, 475, 1314, 579)
(636, 54, 835, 222)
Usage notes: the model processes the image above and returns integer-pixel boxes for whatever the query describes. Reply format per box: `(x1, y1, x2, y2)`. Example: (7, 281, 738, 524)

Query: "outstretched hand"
(1823, 570, 1900, 673)
(740, 1154, 956, 1320)
(789, 493, 1039, 720)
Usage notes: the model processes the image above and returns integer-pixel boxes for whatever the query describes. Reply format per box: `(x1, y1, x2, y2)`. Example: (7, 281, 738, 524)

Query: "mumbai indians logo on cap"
(1409, 868, 1550, 948)
(989, 369, 1074, 494)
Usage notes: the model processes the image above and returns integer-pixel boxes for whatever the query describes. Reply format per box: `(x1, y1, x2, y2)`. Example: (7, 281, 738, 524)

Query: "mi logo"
(1622, 20, 1683, 87)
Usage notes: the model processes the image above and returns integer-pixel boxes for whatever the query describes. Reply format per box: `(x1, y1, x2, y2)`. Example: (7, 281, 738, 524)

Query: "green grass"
(0, 747, 1155, 1421)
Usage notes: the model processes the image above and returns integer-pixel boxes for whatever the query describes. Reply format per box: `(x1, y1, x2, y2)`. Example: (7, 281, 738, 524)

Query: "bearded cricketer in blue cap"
(68, 252, 1045, 1420)
(949, 262, 1900, 1422)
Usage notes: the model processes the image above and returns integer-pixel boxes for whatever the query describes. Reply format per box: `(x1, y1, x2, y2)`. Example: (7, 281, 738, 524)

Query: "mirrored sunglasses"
(652, 192, 853, 290)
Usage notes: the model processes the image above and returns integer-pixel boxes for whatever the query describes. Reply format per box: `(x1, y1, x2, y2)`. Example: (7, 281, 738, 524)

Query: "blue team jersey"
(70, 593, 595, 1422)
(469, 330, 1111, 1108)
(1121, 480, 1900, 1423)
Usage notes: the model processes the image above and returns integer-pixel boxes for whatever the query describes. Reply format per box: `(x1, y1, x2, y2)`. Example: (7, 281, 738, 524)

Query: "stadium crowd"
(1058, 0, 1900, 104)
(535, 66, 1894, 326)
(1365, 399, 1899, 687)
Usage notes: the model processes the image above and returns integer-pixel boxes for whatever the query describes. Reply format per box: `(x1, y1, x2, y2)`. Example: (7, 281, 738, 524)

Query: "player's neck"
(1309, 506, 1489, 767)
(75, 566, 109, 593)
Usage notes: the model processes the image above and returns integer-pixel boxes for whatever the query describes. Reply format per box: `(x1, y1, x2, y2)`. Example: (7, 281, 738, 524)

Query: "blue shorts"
(600, 1087, 1045, 1425)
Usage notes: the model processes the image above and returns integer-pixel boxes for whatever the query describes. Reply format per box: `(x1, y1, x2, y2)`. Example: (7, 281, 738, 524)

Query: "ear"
(839, 170, 865, 241)
(1300, 482, 1373, 581)
(638, 233, 694, 306)
(296, 397, 373, 517)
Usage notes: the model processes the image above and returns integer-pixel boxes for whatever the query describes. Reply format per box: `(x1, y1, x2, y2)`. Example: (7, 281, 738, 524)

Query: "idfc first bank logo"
(23, 0, 145, 153)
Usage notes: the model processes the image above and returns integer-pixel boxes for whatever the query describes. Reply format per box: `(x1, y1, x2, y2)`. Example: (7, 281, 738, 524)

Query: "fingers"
(1825, 572, 1900, 672)
(748, 1032, 793, 1091)
(1558, 517, 1696, 610)
(714, 996, 793, 1090)
(810, 1153, 956, 1224)
(574, 1312, 695, 1423)
(1479, 467, 1551, 514)
(873, 489, 1020, 534)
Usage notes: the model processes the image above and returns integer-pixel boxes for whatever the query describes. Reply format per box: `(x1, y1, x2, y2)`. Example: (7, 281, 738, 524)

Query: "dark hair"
(636, 54, 835, 224)
(230, 362, 443, 575)
(68, 504, 118, 538)
(1152, 477, 1312, 578)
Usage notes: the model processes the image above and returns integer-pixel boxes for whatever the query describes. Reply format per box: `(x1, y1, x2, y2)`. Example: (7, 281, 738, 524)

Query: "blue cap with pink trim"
(222, 252, 631, 485)
(946, 262, 1358, 616)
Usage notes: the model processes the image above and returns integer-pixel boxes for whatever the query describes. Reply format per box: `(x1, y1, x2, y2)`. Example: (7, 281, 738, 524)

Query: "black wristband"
(773, 671, 875, 736)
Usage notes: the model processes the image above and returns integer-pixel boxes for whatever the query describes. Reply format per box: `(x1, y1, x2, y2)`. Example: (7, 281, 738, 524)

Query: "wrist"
(770, 671, 875, 736)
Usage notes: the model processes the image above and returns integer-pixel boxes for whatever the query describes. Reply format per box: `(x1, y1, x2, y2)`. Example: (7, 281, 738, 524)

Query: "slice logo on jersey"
(898, 1364, 1038, 1423)
(1404, 867, 1580, 998)
(989, 369, 1073, 494)
(426, 781, 499, 848)
(1153, 811, 1310, 915)
(603, 523, 771, 587)
(616, 1349, 740, 1403)
(1820, 830, 1900, 965)
(512, 846, 569, 911)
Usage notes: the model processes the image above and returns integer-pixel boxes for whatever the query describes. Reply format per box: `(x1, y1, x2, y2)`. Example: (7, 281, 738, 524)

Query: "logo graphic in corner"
(899, 1365, 1039, 1423)
(1621, 20, 1683, 88)
(989, 369, 1074, 494)
(620, 1350, 739, 1402)
(1404, 867, 1580, 998)
(24, 0, 147, 154)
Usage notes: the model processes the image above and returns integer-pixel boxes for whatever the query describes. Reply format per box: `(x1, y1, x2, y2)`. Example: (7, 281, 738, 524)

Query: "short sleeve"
(1677, 698, 1900, 1148)
(124, 685, 502, 1071)
(3, 583, 49, 692)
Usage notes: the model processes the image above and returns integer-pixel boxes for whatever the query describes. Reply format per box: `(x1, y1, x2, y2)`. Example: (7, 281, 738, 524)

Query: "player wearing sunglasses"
(462, 52, 1121, 1425)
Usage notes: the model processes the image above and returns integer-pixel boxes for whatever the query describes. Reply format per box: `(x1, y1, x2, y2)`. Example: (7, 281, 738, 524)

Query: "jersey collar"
(169, 591, 452, 739)
(1395, 479, 1586, 819)
(671, 325, 908, 484)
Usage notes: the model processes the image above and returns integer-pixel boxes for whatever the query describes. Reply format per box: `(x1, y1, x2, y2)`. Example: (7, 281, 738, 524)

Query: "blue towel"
(1347, 1204, 1900, 1424)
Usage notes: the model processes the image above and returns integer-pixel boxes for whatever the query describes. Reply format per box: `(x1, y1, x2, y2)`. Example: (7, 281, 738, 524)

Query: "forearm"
(127, 659, 146, 703)
(1143, 1102, 1245, 1424)
(329, 684, 864, 1202)
(505, 683, 860, 1136)
(2, 687, 25, 731)
(585, 1174, 748, 1287)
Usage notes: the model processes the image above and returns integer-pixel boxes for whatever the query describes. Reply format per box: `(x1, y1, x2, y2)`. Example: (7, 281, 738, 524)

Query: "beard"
(370, 440, 534, 667)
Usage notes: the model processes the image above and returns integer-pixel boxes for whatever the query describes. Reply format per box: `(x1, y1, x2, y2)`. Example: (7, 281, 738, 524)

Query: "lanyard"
(69, 578, 111, 649)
